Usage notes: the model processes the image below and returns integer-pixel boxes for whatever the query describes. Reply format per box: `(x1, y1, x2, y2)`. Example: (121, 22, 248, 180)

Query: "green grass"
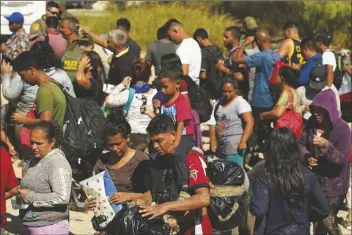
(76, 2, 239, 52)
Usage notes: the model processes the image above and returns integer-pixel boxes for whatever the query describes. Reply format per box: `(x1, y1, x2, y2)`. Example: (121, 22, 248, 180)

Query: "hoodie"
(297, 54, 322, 87)
(299, 89, 351, 197)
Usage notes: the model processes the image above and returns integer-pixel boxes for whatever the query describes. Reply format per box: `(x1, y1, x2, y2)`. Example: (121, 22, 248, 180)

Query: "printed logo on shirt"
(189, 168, 198, 181)
(31, 23, 40, 31)
(63, 60, 79, 71)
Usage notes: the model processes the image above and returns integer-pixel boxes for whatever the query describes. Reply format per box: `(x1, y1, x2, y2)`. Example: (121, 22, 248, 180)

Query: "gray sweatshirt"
(19, 148, 72, 227)
(1, 73, 37, 113)
(1, 68, 75, 114)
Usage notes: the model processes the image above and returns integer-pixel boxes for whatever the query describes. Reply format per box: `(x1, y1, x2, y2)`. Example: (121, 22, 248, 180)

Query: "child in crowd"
(143, 67, 195, 192)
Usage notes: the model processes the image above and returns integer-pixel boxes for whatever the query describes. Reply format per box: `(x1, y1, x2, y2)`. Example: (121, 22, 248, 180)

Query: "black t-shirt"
(74, 78, 103, 105)
(127, 38, 141, 58)
(107, 51, 138, 85)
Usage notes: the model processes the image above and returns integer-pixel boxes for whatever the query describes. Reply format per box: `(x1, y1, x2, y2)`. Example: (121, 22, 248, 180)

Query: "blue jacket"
(297, 54, 322, 87)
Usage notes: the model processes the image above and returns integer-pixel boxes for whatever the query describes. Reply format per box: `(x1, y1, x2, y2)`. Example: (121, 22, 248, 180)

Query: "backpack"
(105, 88, 135, 123)
(333, 53, 344, 90)
(52, 82, 107, 178)
(182, 76, 212, 123)
(201, 46, 224, 99)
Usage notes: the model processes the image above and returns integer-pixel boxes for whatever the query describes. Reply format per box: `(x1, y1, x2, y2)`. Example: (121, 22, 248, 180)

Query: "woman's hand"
(18, 187, 31, 201)
(8, 145, 18, 157)
(238, 141, 247, 151)
(308, 157, 318, 169)
(140, 105, 155, 118)
(1, 60, 11, 75)
(139, 204, 169, 219)
(122, 76, 132, 87)
(85, 197, 97, 211)
(109, 192, 131, 204)
(312, 135, 328, 148)
(79, 56, 91, 71)
(11, 112, 28, 125)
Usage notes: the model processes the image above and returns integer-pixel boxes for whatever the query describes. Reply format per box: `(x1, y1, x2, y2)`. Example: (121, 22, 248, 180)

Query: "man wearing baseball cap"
(297, 63, 341, 120)
(1, 12, 29, 61)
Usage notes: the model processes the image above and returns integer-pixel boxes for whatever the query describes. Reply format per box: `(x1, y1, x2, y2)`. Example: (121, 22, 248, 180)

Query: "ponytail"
(32, 121, 63, 149)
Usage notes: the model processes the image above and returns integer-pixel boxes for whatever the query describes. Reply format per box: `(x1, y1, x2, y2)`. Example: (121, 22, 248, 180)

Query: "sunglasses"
(47, 9, 59, 16)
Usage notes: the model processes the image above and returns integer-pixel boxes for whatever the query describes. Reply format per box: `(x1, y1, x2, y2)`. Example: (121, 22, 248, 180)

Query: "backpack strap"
(228, 46, 241, 67)
(44, 33, 49, 43)
(123, 88, 135, 116)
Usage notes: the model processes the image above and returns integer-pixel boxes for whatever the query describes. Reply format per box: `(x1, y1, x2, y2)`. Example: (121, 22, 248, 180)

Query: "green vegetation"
(215, 1, 352, 50)
(76, 2, 238, 51)
(75, 1, 351, 51)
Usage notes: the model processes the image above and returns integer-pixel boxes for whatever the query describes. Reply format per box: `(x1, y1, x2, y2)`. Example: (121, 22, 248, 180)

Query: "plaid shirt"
(3, 27, 29, 60)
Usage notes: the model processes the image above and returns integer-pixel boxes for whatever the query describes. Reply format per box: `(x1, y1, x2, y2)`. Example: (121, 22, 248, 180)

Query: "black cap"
(309, 64, 326, 90)
(315, 33, 332, 46)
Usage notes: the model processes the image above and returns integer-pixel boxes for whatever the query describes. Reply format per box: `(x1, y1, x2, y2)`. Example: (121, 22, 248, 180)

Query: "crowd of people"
(1, 1, 352, 235)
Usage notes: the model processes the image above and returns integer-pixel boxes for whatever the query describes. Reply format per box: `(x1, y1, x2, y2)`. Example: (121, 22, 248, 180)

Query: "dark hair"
(76, 39, 94, 48)
(164, 18, 181, 32)
(147, 115, 176, 136)
(300, 36, 317, 51)
(12, 51, 43, 72)
(221, 78, 239, 90)
(129, 133, 150, 152)
(45, 16, 59, 29)
(81, 51, 105, 88)
(283, 21, 299, 31)
(225, 26, 242, 40)
(32, 121, 63, 148)
(160, 53, 182, 69)
(116, 18, 131, 32)
(105, 120, 131, 139)
(131, 59, 151, 83)
(279, 66, 299, 87)
(30, 41, 62, 69)
(193, 28, 208, 39)
(315, 33, 332, 46)
(46, 1, 59, 9)
(157, 26, 168, 40)
(264, 128, 305, 208)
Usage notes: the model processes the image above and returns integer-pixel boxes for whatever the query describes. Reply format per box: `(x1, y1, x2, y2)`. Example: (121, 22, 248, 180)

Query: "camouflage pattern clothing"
(2, 27, 29, 60)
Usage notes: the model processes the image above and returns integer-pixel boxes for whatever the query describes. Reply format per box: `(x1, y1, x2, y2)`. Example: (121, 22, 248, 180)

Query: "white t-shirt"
(105, 83, 157, 134)
(322, 49, 336, 71)
(176, 38, 201, 85)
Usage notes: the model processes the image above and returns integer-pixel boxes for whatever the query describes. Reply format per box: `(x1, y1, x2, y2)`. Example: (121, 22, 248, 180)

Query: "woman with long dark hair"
(75, 50, 105, 104)
(251, 128, 329, 235)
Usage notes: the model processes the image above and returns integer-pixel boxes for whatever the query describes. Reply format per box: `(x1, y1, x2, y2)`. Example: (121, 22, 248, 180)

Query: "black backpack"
(333, 53, 344, 90)
(201, 45, 223, 100)
(182, 76, 212, 123)
(52, 82, 107, 178)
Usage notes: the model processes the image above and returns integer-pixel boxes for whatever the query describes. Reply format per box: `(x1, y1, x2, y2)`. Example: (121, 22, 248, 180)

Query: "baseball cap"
(309, 65, 327, 90)
(5, 12, 24, 24)
(315, 33, 332, 46)
(243, 16, 258, 30)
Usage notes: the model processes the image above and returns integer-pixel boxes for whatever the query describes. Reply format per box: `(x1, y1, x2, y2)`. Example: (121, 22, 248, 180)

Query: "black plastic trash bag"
(206, 156, 247, 231)
(106, 203, 171, 235)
